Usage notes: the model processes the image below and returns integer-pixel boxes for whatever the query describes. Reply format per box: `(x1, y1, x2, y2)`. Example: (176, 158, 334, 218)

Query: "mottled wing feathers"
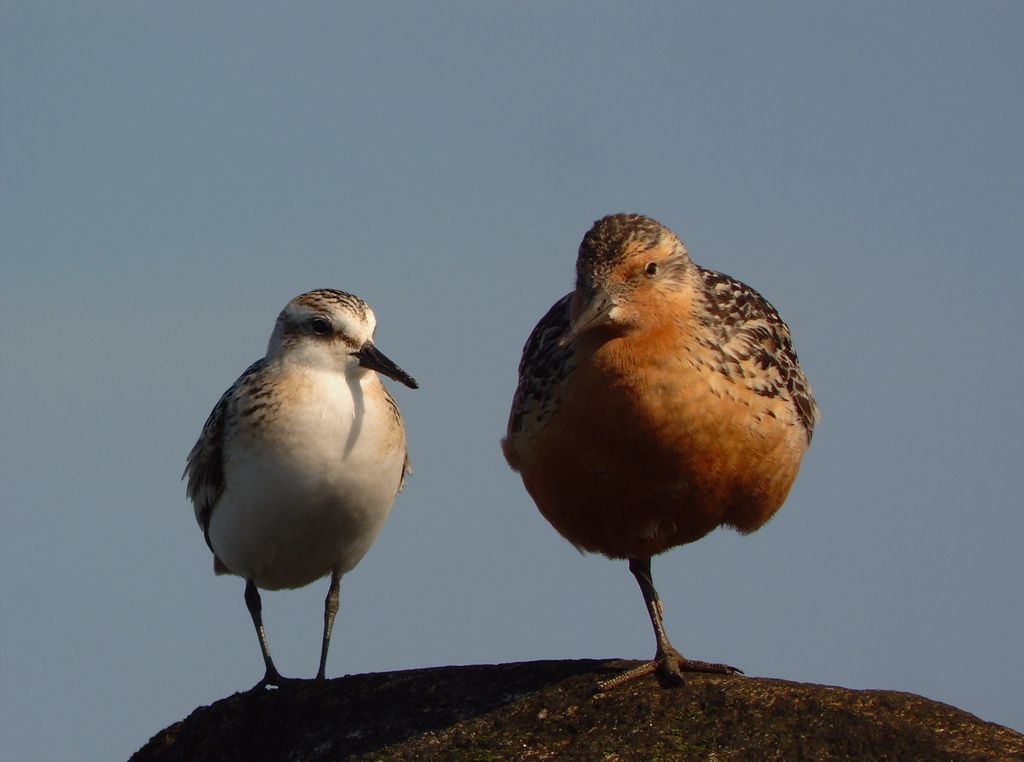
(506, 293, 575, 439)
(697, 268, 819, 440)
(380, 386, 412, 494)
(184, 359, 266, 546)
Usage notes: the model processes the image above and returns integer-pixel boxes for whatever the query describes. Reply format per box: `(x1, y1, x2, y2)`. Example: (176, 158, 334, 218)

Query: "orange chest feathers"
(518, 324, 808, 558)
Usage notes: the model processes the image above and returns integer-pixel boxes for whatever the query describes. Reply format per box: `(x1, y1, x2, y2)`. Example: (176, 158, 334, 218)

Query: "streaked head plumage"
(568, 214, 693, 341)
(270, 289, 374, 353)
(267, 289, 417, 388)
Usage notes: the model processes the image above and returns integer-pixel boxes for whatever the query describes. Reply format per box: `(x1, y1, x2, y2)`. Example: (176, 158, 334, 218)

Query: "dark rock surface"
(131, 659, 1024, 761)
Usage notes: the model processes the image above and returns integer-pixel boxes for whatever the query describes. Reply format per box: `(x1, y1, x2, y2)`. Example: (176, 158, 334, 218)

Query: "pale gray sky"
(2, 3, 1022, 760)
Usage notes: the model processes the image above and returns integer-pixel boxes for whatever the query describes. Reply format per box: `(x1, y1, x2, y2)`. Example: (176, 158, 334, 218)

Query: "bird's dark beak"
(560, 286, 615, 347)
(356, 343, 419, 389)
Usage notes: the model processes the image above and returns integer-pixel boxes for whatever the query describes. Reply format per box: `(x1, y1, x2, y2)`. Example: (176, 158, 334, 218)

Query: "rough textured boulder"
(131, 659, 1024, 761)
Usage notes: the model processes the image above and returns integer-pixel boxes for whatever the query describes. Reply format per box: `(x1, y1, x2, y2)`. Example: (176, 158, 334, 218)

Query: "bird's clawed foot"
(251, 665, 336, 691)
(596, 647, 742, 693)
(251, 667, 302, 692)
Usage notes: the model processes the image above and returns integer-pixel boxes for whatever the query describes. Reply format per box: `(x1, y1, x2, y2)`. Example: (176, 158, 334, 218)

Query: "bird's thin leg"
(244, 578, 288, 688)
(597, 558, 741, 692)
(630, 557, 674, 657)
(316, 570, 341, 680)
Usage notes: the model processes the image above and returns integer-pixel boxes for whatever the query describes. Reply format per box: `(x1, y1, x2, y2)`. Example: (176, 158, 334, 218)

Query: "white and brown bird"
(502, 214, 818, 690)
(185, 289, 417, 688)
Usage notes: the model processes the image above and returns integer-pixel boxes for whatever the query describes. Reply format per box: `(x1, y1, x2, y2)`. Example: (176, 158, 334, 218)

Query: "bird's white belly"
(208, 380, 405, 590)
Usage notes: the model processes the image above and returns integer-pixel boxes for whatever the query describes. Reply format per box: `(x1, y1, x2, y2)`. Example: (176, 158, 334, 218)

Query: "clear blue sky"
(2, 3, 1022, 760)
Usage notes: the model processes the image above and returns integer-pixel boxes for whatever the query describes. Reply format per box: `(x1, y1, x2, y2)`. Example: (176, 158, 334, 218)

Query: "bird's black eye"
(310, 317, 332, 336)
(645, 261, 659, 277)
